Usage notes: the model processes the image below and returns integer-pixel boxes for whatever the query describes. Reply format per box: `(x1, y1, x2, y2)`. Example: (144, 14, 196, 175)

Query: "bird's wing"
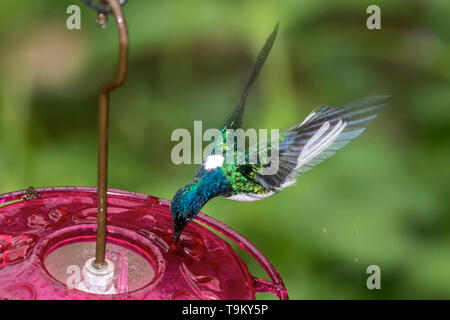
(238, 95, 391, 192)
(205, 23, 279, 161)
(222, 22, 279, 131)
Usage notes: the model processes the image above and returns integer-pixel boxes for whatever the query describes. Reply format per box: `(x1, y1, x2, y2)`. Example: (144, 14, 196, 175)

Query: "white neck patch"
(204, 155, 225, 170)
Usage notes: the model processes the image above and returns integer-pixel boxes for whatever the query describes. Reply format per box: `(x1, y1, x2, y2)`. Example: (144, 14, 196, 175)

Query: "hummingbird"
(170, 23, 390, 242)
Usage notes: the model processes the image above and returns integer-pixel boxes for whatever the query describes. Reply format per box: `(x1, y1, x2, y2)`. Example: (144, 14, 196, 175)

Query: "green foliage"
(0, 0, 449, 299)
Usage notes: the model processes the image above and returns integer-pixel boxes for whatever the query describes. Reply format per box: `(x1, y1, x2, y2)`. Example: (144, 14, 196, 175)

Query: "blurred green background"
(1, 0, 449, 299)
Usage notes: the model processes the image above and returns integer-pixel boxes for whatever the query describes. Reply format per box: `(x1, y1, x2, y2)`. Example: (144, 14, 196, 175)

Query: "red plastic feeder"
(0, 187, 288, 300)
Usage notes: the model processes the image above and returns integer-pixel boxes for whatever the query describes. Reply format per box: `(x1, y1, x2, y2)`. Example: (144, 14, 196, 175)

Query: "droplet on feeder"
(97, 12, 108, 27)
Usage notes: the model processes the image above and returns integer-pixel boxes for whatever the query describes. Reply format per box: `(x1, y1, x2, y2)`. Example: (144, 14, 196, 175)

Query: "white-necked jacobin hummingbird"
(170, 23, 390, 242)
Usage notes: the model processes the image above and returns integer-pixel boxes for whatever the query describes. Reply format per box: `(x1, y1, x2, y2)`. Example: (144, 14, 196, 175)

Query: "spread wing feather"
(247, 95, 391, 191)
(222, 23, 279, 132)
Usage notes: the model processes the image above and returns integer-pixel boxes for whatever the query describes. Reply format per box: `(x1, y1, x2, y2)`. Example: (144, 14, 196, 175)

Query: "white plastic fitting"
(78, 258, 117, 295)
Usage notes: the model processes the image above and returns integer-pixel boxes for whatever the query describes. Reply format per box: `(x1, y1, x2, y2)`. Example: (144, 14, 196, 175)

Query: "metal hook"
(82, 0, 128, 14)
(82, 0, 129, 269)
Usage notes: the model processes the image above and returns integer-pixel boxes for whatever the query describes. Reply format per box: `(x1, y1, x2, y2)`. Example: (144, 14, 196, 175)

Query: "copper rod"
(94, 0, 129, 268)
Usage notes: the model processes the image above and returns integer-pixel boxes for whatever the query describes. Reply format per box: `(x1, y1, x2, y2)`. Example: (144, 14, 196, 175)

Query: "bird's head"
(170, 183, 202, 243)
(170, 164, 229, 243)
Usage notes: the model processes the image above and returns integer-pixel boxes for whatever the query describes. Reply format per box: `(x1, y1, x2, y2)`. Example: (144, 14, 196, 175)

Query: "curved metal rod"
(95, 0, 129, 268)
(82, 0, 128, 14)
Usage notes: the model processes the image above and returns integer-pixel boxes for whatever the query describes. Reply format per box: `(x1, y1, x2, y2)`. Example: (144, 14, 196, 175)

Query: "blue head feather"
(170, 168, 231, 242)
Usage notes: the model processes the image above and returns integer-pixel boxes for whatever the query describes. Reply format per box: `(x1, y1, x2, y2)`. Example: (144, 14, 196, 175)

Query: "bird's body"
(170, 23, 390, 242)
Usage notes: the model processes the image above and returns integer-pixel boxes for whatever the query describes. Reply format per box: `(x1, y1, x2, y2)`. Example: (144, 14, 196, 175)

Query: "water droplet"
(354, 258, 359, 262)
(180, 262, 222, 298)
(157, 199, 171, 207)
(27, 214, 52, 230)
(1, 234, 36, 267)
(322, 227, 327, 233)
(0, 283, 36, 300)
(355, 229, 360, 235)
(48, 209, 64, 223)
(138, 229, 169, 252)
(181, 233, 207, 261)
(141, 214, 156, 224)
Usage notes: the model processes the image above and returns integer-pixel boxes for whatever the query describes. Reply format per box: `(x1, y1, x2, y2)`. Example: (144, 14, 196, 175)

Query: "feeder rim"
(0, 186, 289, 300)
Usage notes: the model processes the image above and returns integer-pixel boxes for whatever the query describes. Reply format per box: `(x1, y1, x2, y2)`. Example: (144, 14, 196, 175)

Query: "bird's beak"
(172, 229, 182, 243)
